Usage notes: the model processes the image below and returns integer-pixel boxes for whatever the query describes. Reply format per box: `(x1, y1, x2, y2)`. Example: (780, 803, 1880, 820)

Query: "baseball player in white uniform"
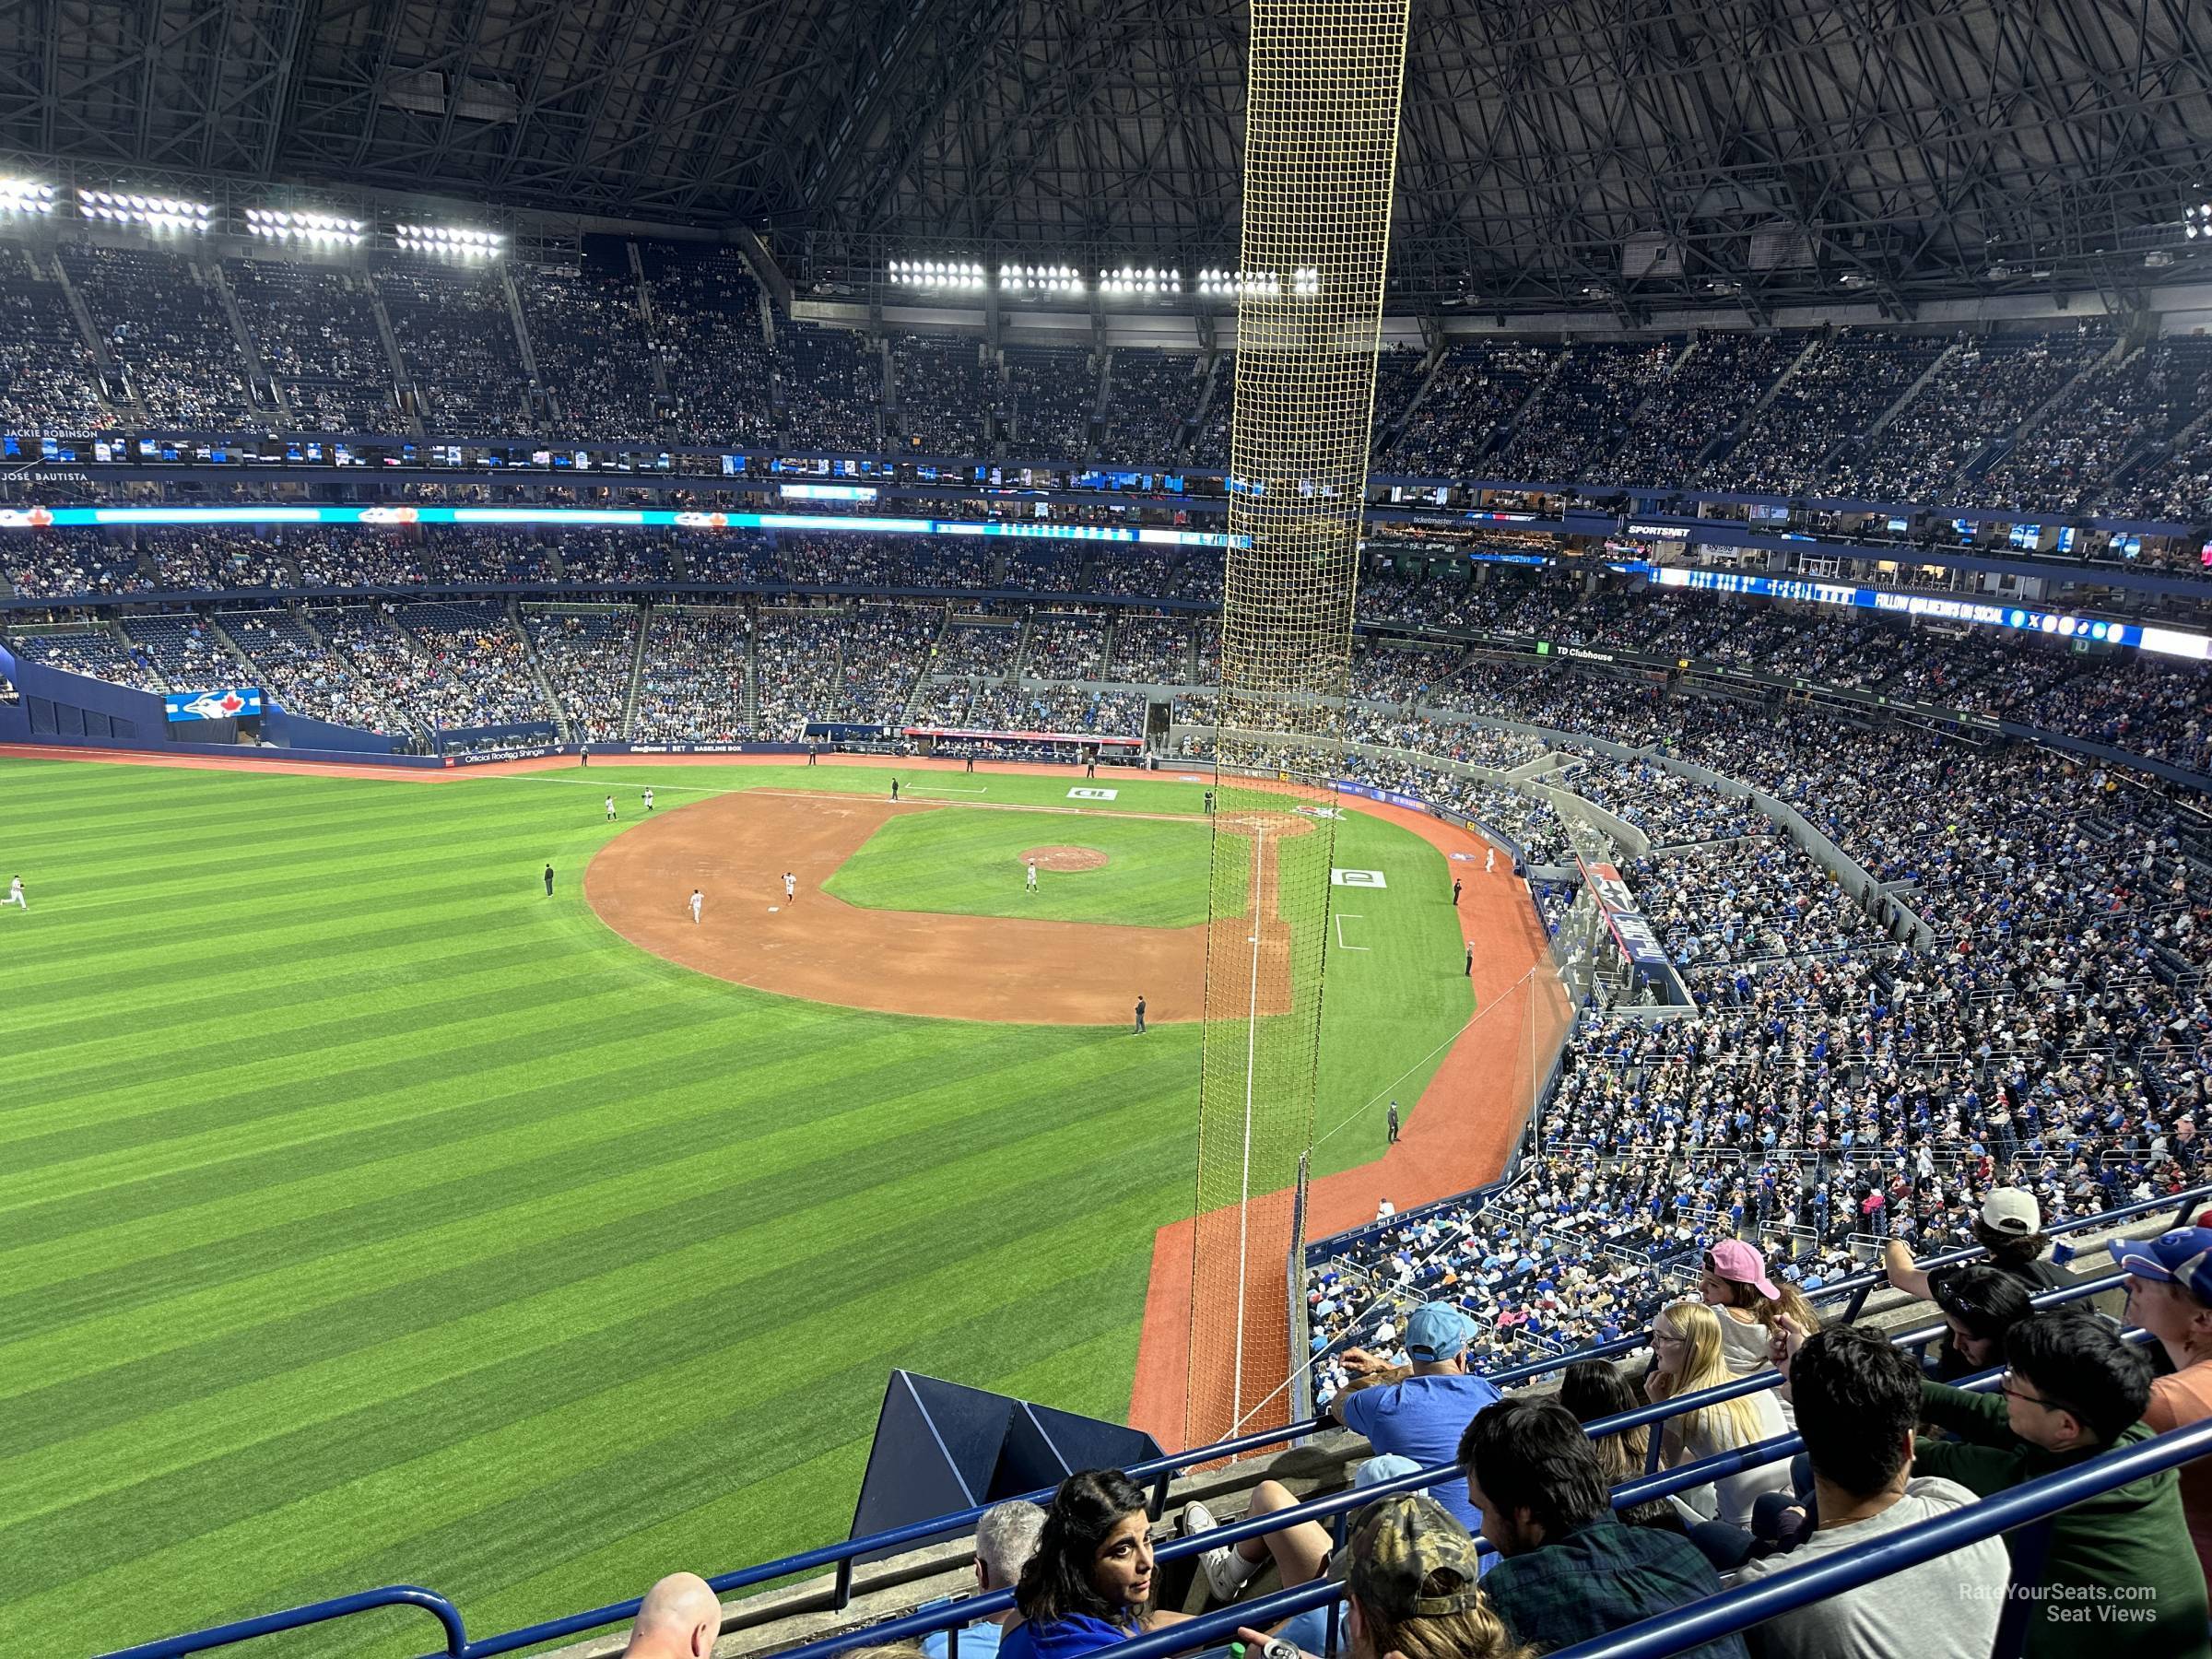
(5, 876, 23, 910)
(782, 871, 796, 902)
(1025, 859, 1039, 893)
(643, 788, 655, 812)
(689, 888, 703, 924)
(605, 795, 617, 821)
(1485, 845, 1497, 874)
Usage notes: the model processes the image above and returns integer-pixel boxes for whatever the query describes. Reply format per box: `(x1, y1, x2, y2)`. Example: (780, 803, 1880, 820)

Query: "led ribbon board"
(0, 504, 1244, 547)
(1652, 565, 2209, 662)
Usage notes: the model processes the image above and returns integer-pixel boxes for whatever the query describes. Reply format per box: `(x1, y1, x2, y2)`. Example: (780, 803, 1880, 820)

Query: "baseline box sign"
(626, 742, 759, 754)
(164, 687, 262, 722)
(1581, 858, 1671, 970)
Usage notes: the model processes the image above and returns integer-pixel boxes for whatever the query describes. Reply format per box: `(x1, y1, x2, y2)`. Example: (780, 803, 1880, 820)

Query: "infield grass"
(822, 805, 1218, 927)
(0, 756, 1468, 1659)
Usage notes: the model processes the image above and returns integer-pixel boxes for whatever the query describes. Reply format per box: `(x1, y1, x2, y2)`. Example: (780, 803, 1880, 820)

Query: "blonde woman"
(1643, 1300, 1794, 1557)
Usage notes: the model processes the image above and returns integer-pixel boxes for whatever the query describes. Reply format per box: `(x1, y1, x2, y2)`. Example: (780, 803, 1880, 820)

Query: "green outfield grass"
(822, 804, 1218, 927)
(0, 757, 1466, 1659)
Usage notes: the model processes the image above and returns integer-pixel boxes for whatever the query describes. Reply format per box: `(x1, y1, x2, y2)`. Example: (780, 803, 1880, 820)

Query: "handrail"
(99, 1585, 467, 1659)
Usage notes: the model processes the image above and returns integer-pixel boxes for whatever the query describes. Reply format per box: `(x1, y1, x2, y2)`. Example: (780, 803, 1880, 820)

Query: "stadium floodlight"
(2185, 204, 2212, 240)
(246, 207, 366, 247)
(0, 178, 55, 215)
(888, 256, 986, 291)
(394, 223, 504, 257)
(77, 188, 213, 230)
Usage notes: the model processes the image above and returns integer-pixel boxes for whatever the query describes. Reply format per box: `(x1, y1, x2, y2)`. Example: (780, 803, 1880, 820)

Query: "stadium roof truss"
(0, 0, 2206, 312)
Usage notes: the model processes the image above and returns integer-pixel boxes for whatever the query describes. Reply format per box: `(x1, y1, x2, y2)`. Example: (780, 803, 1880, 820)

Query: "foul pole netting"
(1185, 0, 1413, 1449)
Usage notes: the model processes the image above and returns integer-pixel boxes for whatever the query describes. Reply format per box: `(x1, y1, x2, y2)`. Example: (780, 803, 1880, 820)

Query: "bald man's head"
(622, 1572, 721, 1659)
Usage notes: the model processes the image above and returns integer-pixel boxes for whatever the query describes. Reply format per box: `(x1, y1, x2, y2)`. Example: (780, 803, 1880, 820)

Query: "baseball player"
(543, 864, 555, 897)
(1025, 859, 1039, 893)
(782, 871, 797, 902)
(1485, 845, 1497, 874)
(890, 777, 900, 802)
(1134, 994, 1147, 1035)
(1386, 1100, 1400, 1145)
(643, 787, 655, 812)
(689, 888, 703, 924)
(5, 875, 23, 910)
(605, 794, 617, 821)
(1452, 877, 1462, 907)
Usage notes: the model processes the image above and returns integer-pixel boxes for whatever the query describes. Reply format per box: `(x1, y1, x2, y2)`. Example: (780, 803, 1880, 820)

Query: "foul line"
(1333, 913, 1371, 952)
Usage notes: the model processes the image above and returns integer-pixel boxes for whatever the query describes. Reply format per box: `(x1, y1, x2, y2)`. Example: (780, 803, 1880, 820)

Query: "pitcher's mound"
(1023, 845, 1110, 871)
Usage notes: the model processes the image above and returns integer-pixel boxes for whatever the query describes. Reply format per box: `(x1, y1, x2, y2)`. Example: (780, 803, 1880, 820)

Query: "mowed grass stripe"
(3, 1064, 1189, 1538)
(0, 1018, 1134, 1393)
(0, 1005, 1020, 1300)
(3, 1161, 1186, 1644)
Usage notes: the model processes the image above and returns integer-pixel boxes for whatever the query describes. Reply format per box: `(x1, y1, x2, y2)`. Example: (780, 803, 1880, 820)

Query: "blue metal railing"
(96, 1186, 2197, 1659)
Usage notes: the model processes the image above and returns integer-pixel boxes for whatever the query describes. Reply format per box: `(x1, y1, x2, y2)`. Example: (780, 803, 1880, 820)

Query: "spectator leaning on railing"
(1318, 1302, 1503, 1538)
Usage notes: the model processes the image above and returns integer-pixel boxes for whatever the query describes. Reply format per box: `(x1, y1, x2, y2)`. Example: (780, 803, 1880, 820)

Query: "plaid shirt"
(1481, 1517, 1749, 1659)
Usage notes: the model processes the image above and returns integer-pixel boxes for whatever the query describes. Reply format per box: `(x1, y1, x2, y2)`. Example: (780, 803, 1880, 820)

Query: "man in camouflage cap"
(1327, 1492, 1486, 1621)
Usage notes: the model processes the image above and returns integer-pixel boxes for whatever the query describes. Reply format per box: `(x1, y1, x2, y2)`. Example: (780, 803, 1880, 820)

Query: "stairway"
(509, 598, 571, 739)
(620, 604, 650, 738)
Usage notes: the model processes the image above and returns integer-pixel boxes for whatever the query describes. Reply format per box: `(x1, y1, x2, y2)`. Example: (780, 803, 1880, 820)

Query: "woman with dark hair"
(1003, 1471, 1189, 1659)
(1929, 1263, 2035, 1381)
(1557, 1360, 1682, 1532)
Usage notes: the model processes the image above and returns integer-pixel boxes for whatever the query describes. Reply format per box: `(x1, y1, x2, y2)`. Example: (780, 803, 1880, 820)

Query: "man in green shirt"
(1912, 1309, 2208, 1659)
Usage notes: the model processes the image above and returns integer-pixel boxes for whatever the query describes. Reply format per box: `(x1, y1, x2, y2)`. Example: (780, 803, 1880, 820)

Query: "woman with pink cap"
(1700, 1240, 1819, 1412)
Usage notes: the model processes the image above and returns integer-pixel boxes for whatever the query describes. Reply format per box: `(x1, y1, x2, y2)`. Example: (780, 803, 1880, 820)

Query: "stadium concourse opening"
(582, 784, 1306, 1025)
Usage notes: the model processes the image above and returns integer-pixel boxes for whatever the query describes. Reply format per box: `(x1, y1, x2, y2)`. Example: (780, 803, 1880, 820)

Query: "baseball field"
(0, 751, 1524, 1659)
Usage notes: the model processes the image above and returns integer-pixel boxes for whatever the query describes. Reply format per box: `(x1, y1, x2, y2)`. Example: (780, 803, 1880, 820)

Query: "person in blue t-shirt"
(1000, 1471, 1194, 1659)
(1323, 1302, 1503, 1537)
(920, 1500, 1047, 1659)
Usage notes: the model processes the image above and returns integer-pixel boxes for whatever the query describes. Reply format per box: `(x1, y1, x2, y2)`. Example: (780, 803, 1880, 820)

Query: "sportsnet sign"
(1580, 857, 1670, 970)
(164, 687, 262, 722)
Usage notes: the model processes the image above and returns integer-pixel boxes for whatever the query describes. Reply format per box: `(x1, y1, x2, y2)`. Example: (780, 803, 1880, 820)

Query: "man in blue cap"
(1321, 1302, 1500, 1536)
(2111, 1226, 2212, 1585)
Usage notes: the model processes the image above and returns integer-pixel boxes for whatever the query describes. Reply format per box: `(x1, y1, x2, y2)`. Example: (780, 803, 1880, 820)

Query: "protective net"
(1185, 0, 1413, 1450)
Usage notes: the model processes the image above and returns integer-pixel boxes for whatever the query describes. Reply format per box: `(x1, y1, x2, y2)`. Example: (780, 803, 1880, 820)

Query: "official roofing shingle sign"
(164, 688, 263, 722)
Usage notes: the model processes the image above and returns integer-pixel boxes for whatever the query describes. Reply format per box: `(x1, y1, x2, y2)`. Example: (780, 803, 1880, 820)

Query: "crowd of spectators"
(1555, 754, 1766, 848)
(1698, 330, 1951, 496)
(1386, 340, 1558, 477)
(1972, 335, 2212, 513)
(60, 243, 258, 428)
(376, 260, 534, 435)
(831, 604, 942, 724)
(0, 246, 111, 431)
(753, 607, 849, 737)
(1489, 339, 1678, 482)
(1025, 612, 1112, 680)
(521, 265, 661, 441)
(888, 335, 994, 457)
(631, 607, 752, 742)
(525, 606, 640, 742)
(1588, 333, 1798, 488)
(5, 623, 169, 691)
(777, 326, 881, 453)
(1100, 349, 1202, 463)
(1001, 346, 1098, 460)
(1107, 615, 1195, 683)
(218, 606, 394, 730)
(1188, 350, 1235, 468)
(228, 260, 396, 431)
(645, 246, 780, 447)
(389, 600, 550, 732)
(1827, 326, 2112, 503)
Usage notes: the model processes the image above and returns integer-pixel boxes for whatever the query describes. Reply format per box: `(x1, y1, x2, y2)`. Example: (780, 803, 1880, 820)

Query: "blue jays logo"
(182, 689, 250, 719)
